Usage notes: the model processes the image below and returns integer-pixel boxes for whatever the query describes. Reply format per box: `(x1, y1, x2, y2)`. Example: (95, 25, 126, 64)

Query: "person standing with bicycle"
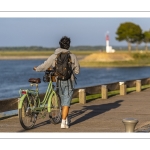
(34, 36, 80, 129)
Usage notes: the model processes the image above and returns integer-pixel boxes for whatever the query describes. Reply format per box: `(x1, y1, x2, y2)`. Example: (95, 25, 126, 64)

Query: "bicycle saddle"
(28, 78, 41, 83)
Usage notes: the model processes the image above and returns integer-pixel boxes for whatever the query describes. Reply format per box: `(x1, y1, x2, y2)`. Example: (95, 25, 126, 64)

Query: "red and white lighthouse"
(105, 32, 115, 53)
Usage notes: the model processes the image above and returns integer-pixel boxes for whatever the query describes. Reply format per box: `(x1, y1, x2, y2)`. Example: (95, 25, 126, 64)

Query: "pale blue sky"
(0, 18, 150, 48)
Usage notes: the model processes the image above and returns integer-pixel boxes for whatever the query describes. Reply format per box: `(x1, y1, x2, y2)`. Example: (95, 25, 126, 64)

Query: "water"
(1, 59, 150, 100)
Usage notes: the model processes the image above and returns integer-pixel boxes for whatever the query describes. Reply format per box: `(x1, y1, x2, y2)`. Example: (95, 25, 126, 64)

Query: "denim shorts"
(58, 80, 74, 107)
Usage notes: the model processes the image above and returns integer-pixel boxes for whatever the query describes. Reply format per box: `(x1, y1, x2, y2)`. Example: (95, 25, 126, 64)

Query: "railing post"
(101, 85, 108, 99)
(79, 89, 86, 104)
(136, 80, 141, 92)
(119, 82, 126, 95)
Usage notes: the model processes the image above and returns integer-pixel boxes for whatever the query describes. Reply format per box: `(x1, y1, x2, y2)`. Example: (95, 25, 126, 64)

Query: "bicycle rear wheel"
(19, 95, 37, 130)
(49, 93, 61, 124)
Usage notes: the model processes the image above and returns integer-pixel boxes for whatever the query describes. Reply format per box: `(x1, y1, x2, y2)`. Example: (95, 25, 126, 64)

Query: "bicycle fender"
(18, 94, 27, 109)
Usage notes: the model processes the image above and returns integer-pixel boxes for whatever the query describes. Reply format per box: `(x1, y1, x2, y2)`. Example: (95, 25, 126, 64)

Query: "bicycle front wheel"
(19, 95, 37, 130)
(49, 93, 61, 124)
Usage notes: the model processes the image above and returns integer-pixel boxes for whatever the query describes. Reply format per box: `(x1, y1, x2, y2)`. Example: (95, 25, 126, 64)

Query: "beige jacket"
(36, 48, 80, 80)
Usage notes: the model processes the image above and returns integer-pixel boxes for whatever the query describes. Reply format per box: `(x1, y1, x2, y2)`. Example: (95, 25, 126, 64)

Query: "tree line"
(116, 22, 150, 51)
(0, 46, 104, 51)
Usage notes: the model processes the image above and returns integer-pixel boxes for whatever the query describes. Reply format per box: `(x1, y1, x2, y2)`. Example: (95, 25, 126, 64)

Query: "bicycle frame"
(18, 78, 58, 113)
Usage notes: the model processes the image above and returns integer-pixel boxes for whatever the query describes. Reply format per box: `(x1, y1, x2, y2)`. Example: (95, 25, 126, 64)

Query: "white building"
(106, 34, 115, 53)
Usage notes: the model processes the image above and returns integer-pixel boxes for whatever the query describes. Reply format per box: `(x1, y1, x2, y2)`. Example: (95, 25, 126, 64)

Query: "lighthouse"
(106, 34, 109, 52)
(105, 32, 115, 53)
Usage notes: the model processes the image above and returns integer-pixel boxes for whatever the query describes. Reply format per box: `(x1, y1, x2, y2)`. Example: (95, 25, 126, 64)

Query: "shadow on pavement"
(18, 100, 123, 132)
(69, 100, 123, 126)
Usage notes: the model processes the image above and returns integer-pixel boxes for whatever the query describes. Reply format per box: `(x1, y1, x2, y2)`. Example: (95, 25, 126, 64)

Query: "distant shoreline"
(0, 56, 48, 60)
(0, 55, 85, 60)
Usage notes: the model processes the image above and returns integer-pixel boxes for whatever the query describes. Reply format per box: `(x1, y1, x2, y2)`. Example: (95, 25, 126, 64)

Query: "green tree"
(116, 22, 142, 51)
(143, 31, 150, 51)
(134, 33, 144, 51)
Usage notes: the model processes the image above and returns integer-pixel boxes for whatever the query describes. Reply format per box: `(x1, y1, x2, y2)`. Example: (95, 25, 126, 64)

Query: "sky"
(1, 0, 150, 48)
(1, 17, 150, 48)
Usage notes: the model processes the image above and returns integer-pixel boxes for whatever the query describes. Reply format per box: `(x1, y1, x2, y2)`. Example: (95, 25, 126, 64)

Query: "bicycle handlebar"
(43, 69, 56, 82)
(45, 69, 56, 76)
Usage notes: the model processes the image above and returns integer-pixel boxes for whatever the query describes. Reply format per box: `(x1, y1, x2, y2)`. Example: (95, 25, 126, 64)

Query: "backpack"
(55, 52, 73, 81)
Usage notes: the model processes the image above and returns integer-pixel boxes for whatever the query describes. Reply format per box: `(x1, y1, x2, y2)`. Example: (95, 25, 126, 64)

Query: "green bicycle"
(18, 69, 61, 130)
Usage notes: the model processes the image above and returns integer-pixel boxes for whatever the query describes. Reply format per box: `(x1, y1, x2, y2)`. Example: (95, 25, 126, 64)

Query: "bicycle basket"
(43, 71, 56, 82)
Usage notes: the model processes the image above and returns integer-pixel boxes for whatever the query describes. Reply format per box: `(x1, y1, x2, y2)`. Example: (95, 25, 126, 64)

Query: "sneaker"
(61, 123, 69, 129)
(66, 117, 71, 126)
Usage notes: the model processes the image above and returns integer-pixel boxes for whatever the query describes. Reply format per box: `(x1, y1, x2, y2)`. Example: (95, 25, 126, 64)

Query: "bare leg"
(62, 106, 69, 120)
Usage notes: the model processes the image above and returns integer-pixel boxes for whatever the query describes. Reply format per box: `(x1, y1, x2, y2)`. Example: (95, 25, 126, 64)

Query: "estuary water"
(1, 59, 150, 100)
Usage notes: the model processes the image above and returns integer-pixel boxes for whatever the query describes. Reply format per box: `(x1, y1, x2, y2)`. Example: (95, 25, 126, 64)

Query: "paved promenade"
(1, 88, 150, 133)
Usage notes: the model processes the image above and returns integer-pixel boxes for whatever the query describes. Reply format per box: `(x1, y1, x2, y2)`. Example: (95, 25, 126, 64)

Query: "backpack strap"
(71, 67, 77, 85)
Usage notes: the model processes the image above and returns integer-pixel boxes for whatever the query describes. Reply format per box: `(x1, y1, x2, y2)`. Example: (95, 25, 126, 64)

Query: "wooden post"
(136, 80, 141, 92)
(119, 82, 126, 95)
(79, 89, 86, 104)
(101, 85, 108, 99)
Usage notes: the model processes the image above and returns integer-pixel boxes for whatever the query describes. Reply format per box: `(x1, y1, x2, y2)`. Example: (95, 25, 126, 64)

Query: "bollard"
(101, 85, 108, 99)
(122, 118, 139, 132)
(136, 80, 141, 92)
(119, 82, 126, 95)
(79, 89, 86, 104)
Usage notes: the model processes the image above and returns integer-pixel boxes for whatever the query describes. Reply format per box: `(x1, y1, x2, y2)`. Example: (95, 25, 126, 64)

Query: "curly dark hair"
(59, 36, 71, 50)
